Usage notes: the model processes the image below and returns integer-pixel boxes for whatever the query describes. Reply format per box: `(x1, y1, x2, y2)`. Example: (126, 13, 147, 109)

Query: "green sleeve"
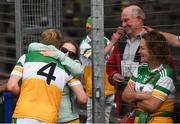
(28, 43, 84, 76)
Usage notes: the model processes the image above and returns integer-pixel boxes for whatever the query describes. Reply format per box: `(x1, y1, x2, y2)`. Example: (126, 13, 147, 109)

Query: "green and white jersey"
(79, 35, 110, 66)
(11, 51, 79, 123)
(130, 63, 176, 101)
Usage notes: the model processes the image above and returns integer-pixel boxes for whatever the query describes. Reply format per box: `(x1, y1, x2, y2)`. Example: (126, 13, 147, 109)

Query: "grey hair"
(131, 5, 146, 20)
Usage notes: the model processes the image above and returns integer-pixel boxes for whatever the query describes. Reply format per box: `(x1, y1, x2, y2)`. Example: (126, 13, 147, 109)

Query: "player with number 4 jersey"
(10, 51, 80, 123)
(4, 29, 86, 123)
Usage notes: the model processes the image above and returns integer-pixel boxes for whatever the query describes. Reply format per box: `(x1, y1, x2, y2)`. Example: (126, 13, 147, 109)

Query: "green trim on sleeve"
(154, 85, 170, 95)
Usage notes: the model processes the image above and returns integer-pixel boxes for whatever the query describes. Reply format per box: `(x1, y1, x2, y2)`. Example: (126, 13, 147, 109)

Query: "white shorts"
(16, 118, 48, 124)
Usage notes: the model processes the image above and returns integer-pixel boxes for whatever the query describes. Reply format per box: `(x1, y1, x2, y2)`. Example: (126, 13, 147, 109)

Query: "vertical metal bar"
(56, 0, 62, 28)
(91, 0, 105, 123)
(48, 0, 53, 27)
(15, 0, 23, 59)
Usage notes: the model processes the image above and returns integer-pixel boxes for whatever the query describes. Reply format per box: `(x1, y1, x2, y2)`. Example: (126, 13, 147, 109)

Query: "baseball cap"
(86, 16, 92, 29)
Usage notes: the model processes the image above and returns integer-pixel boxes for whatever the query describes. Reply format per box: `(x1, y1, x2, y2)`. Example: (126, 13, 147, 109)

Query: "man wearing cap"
(79, 16, 118, 123)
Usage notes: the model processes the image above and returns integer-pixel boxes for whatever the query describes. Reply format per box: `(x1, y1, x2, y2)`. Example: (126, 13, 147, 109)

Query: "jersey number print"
(37, 62, 57, 84)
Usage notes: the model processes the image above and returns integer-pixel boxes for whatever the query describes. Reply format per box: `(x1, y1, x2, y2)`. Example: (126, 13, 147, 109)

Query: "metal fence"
(0, 0, 180, 122)
(15, 0, 62, 58)
(0, 0, 15, 77)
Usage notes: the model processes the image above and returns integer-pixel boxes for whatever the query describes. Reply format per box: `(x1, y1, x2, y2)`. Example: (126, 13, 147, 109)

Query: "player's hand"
(40, 51, 56, 57)
(84, 50, 92, 59)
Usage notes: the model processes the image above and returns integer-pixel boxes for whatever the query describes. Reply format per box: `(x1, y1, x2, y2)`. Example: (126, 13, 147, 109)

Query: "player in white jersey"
(79, 16, 116, 123)
(6, 29, 86, 123)
(122, 31, 177, 123)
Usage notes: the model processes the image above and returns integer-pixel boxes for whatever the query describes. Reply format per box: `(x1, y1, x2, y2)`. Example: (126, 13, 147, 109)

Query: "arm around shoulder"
(143, 26, 180, 47)
(59, 54, 84, 76)
(28, 42, 84, 76)
(160, 32, 180, 47)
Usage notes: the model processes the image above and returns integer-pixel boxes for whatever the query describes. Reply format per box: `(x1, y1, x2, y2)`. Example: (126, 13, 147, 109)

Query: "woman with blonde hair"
(40, 28, 62, 48)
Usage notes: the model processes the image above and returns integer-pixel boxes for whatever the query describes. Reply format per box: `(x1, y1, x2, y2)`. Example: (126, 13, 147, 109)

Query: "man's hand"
(111, 27, 126, 42)
(112, 73, 124, 84)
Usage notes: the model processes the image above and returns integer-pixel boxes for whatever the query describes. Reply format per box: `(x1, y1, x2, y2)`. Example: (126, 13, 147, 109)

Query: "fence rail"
(0, 0, 180, 122)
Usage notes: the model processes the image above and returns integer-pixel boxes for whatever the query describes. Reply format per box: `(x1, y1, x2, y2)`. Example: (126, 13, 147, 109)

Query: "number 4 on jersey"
(37, 62, 57, 84)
